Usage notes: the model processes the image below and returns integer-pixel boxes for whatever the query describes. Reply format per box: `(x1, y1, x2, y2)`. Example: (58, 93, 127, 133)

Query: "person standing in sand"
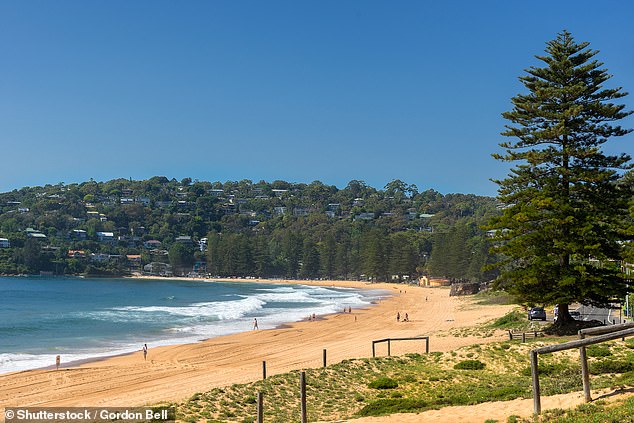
(56, 355, 60, 370)
(253, 318, 259, 330)
(143, 344, 148, 361)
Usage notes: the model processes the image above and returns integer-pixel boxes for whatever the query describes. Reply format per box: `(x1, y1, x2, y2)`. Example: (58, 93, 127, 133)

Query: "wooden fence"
(530, 323, 634, 415)
(508, 330, 543, 342)
(372, 336, 430, 357)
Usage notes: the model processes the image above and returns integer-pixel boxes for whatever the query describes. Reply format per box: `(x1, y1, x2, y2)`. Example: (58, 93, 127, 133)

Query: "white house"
(0, 238, 9, 248)
(96, 231, 115, 242)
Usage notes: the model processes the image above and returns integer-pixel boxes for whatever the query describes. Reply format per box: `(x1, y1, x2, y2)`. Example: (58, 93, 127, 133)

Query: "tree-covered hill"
(0, 177, 499, 281)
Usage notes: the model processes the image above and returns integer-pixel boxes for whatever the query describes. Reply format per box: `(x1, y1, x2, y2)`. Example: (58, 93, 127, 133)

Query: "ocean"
(0, 276, 386, 374)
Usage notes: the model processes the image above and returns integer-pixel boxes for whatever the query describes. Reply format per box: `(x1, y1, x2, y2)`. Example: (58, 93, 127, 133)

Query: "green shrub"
(400, 374, 417, 383)
(356, 398, 427, 416)
(488, 310, 524, 328)
(616, 370, 634, 385)
(368, 377, 399, 389)
(521, 362, 569, 377)
(586, 344, 612, 357)
(454, 360, 486, 370)
(590, 359, 634, 374)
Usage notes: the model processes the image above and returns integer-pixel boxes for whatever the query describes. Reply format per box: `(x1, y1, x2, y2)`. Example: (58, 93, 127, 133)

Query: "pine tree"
(489, 31, 632, 323)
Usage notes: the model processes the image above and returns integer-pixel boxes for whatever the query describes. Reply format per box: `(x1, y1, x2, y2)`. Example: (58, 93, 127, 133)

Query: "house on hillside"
(0, 238, 9, 248)
(175, 235, 194, 246)
(71, 229, 87, 240)
(143, 240, 162, 249)
(68, 250, 86, 259)
(91, 253, 110, 263)
(96, 231, 115, 243)
(144, 262, 172, 276)
(126, 255, 142, 272)
(26, 228, 47, 240)
(354, 212, 375, 221)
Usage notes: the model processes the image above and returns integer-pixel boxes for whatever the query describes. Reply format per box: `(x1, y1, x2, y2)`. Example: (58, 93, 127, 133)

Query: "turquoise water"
(0, 277, 385, 373)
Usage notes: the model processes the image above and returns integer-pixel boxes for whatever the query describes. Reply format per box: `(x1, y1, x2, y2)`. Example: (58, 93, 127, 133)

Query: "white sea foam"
(1, 284, 388, 375)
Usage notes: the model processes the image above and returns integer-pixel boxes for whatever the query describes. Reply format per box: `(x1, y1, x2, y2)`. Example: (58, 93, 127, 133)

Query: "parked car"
(528, 307, 547, 321)
(554, 309, 582, 322)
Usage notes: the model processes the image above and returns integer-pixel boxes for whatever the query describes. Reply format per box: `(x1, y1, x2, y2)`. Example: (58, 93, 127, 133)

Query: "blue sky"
(1, 1, 633, 196)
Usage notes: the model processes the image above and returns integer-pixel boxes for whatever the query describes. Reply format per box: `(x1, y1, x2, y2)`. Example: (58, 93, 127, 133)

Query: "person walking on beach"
(404, 313, 409, 322)
(397, 312, 400, 322)
(143, 344, 148, 361)
(253, 318, 259, 330)
(56, 355, 60, 370)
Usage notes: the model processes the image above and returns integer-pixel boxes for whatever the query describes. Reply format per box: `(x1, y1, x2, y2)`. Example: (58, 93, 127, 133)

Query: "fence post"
(257, 392, 264, 423)
(508, 330, 512, 340)
(530, 350, 541, 415)
(425, 337, 429, 354)
(387, 339, 391, 356)
(323, 349, 327, 368)
(580, 345, 591, 402)
(372, 341, 375, 358)
(262, 361, 267, 380)
(522, 332, 526, 343)
(300, 371, 307, 423)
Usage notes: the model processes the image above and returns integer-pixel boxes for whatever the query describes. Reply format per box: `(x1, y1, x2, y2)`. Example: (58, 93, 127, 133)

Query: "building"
(96, 231, 115, 243)
(68, 250, 86, 258)
(71, 229, 87, 240)
(0, 238, 9, 248)
(26, 228, 47, 240)
(143, 240, 162, 249)
(175, 235, 194, 246)
(143, 262, 172, 276)
(91, 253, 110, 262)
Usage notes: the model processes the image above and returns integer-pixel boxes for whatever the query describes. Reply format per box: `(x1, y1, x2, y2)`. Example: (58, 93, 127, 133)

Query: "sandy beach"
(0, 278, 515, 419)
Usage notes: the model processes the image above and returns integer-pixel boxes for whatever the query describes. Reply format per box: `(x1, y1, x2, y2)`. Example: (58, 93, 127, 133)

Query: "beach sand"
(0, 278, 518, 420)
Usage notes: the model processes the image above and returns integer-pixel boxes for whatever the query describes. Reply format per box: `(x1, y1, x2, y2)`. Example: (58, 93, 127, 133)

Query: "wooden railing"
(530, 322, 634, 415)
(372, 336, 430, 357)
(508, 330, 543, 342)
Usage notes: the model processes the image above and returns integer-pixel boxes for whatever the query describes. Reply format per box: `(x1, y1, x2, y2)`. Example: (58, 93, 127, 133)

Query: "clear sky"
(1, 1, 633, 196)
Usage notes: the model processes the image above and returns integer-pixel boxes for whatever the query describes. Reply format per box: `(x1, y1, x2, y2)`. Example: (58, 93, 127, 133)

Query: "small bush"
(590, 359, 634, 374)
(521, 362, 569, 377)
(616, 370, 634, 385)
(400, 374, 417, 383)
(454, 360, 486, 370)
(586, 344, 612, 357)
(356, 398, 427, 416)
(488, 310, 524, 328)
(368, 377, 399, 389)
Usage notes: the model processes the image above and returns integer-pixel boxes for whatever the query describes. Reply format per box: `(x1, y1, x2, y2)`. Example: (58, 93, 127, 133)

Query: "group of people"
(396, 312, 409, 322)
(342, 306, 352, 313)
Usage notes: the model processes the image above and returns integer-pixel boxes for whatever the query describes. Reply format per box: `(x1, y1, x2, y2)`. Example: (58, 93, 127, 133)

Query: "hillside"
(0, 177, 499, 280)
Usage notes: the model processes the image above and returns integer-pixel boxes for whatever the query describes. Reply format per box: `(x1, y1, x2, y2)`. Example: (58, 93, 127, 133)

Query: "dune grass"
(168, 337, 634, 422)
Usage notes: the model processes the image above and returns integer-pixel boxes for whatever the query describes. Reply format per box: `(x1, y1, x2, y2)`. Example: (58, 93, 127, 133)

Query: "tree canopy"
(488, 31, 632, 321)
